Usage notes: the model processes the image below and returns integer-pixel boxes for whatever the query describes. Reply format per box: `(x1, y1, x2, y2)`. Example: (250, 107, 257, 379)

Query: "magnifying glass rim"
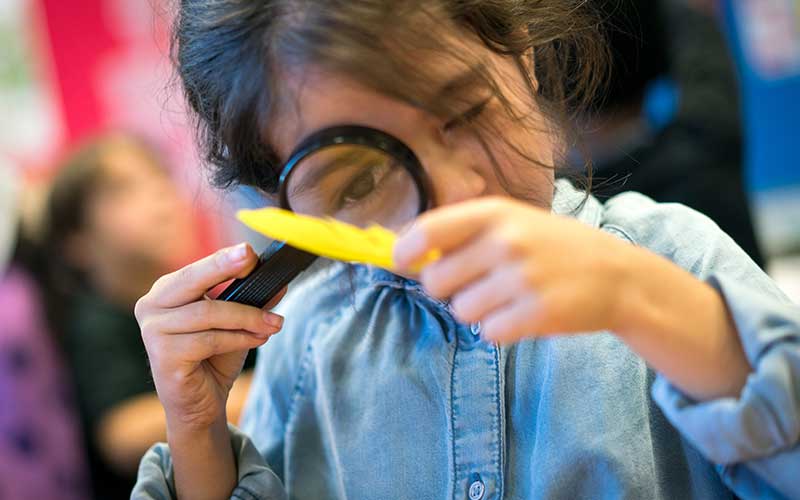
(278, 125, 433, 217)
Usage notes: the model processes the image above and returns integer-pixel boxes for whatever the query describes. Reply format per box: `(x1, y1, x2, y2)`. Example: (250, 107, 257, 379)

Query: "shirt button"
(470, 322, 482, 337)
(468, 474, 485, 500)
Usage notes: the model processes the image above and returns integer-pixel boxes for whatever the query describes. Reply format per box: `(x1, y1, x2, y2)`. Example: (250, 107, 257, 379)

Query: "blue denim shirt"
(133, 181, 800, 500)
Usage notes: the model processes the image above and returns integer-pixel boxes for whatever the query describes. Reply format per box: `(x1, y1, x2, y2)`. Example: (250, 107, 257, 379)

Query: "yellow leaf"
(236, 208, 439, 271)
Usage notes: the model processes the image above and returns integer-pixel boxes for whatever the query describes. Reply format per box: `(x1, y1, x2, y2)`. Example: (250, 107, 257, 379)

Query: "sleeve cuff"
(651, 274, 800, 465)
(132, 424, 286, 500)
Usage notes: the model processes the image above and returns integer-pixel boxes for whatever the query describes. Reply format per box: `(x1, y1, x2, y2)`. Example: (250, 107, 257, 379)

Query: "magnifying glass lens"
(220, 129, 428, 308)
(285, 144, 421, 231)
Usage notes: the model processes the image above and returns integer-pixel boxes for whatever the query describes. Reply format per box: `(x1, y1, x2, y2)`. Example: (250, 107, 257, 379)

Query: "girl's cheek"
(482, 134, 556, 205)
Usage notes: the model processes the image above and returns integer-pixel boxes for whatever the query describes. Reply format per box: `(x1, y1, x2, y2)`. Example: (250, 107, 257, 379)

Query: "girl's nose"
(425, 159, 488, 207)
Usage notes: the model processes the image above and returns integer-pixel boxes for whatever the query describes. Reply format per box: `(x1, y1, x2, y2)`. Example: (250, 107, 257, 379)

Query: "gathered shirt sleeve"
(132, 424, 287, 500)
(603, 192, 800, 499)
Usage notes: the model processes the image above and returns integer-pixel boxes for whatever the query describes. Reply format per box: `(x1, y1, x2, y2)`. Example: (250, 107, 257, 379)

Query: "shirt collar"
(552, 178, 603, 229)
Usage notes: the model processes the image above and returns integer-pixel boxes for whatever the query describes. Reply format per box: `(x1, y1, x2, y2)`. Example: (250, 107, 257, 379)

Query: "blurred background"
(0, 0, 798, 498)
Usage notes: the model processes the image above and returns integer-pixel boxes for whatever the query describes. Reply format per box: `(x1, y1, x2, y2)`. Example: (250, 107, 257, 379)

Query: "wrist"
(608, 245, 684, 346)
(166, 410, 229, 445)
(606, 244, 649, 338)
(167, 413, 238, 500)
(604, 246, 751, 400)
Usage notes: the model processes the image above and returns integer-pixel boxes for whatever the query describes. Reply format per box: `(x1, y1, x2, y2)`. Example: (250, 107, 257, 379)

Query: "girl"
(133, 1, 799, 499)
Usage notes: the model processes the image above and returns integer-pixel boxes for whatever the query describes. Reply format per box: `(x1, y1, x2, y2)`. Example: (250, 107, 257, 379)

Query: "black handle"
(217, 240, 317, 308)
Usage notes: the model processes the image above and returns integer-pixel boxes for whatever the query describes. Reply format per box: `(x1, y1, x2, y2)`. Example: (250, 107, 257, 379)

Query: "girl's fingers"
(148, 300, 283, 336)
(481, 295, 543, 343)
(166, 329, 272, 363)
(395, 198, 507, 268)
(419, 227, 523, 299)
(482, 288, 579, 343)
(419, 238, 491, 299)
(147, 244, 258, 308)
(450, 264, 525, 323)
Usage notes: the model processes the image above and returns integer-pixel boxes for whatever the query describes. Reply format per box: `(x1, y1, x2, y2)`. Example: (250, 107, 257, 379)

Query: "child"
(42, 134, 256, 498)
(133, 1, 799, 499)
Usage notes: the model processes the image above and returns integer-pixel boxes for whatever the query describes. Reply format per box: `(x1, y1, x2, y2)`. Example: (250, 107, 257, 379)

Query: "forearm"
(167, 415, 237, 500)
(616, 248, 752, 401)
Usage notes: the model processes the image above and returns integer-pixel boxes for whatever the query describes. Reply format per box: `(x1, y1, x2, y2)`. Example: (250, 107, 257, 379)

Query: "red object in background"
(34, 0, 199, 175)
(35, 0, 184, 150)
(31, 0, 226, 253)
(37, 0, 115, 145)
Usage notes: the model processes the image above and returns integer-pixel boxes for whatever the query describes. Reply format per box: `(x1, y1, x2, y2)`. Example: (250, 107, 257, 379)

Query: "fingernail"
(263, 311, 284, 329)
(227, 243, 248, 264)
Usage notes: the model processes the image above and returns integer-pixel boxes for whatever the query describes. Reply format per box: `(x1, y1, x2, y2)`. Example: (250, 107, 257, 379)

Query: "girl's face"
(81, 143, 199, 274)
(265, 35, 558, 213)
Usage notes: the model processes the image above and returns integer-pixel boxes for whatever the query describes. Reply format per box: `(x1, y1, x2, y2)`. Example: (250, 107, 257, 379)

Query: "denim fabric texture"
(133, 181, 799, 500)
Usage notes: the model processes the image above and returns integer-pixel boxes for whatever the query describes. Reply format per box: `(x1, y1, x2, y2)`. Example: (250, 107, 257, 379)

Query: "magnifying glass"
(217, 125, 433, 308)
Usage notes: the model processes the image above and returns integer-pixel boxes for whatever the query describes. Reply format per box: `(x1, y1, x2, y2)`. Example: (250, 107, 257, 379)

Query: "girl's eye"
(342, 169, 376, 202)
(443, 99, 491, 132)
(338, 161, 392, 208)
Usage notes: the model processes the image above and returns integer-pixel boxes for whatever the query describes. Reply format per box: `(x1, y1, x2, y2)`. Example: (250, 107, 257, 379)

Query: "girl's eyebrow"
(289, 149, 380, 198)
(288, 154, 351, 198)
(432, 63, 487, 102)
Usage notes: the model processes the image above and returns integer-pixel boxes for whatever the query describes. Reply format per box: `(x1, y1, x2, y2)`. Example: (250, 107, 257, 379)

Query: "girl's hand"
(134, 243, 286, 431)
(394, 197, 636, 343)
(395, 196, 751, 400)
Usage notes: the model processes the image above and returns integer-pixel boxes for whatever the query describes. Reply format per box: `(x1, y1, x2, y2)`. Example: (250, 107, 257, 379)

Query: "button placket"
(470, 322, 482, 337)
(468, 473, 486, 500)
(450, 329, 503, 499)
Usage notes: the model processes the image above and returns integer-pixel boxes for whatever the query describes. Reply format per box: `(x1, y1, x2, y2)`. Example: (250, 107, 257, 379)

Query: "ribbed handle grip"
(217, 241, 317, 308)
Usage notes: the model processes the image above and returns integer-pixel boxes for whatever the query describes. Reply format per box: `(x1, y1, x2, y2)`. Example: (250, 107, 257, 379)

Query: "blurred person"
(41, 134, 256, 499)
(577, 0, 765, 267)
(0, 160, 90, 500)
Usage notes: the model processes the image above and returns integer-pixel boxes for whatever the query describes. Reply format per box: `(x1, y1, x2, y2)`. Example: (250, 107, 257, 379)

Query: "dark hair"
(172, 0, 609, 199)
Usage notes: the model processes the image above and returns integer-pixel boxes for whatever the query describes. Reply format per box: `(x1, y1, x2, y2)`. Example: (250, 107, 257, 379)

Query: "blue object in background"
(721, 0, 800, 193)
(643, 76, 681, 134)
